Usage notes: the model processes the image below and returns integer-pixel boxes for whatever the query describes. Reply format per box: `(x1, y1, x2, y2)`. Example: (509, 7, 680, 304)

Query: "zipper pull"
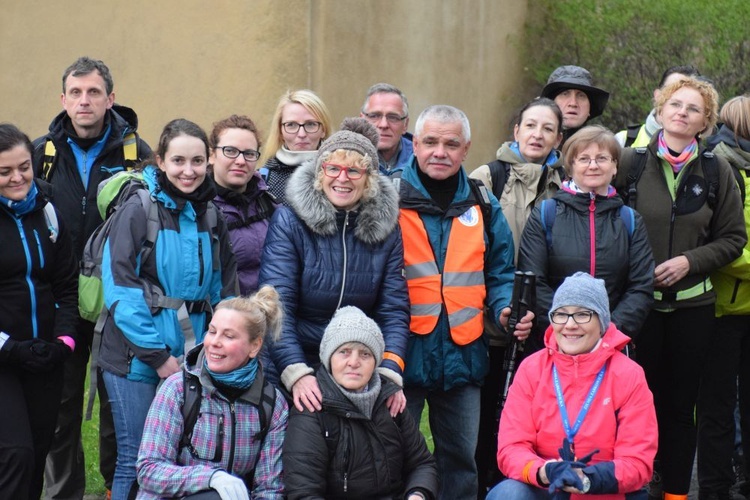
(589, 192, 596, 212)
(82, 196, 87, 216)
(343, 472, 348, 492)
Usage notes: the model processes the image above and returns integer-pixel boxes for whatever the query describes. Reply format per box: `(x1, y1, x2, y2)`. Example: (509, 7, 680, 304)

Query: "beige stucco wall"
(1, 0, 527, 170)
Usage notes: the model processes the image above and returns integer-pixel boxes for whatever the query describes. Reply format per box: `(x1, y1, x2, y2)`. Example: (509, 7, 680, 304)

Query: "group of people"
(0, 54, 748, 500)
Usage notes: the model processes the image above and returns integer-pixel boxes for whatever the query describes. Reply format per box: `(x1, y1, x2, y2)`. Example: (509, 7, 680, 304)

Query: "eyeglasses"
(549, 310, 596, 325)
(282, 121, 322, 134)
(665, 99, 704, 115)
(362, 112, 407, 124)
(322, 163, 367, 180)
(575, 155, 614, 166)
(215, 146, 260, 162)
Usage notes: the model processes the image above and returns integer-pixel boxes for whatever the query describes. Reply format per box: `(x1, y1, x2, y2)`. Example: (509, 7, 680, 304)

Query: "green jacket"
(711, 141, 750, 316)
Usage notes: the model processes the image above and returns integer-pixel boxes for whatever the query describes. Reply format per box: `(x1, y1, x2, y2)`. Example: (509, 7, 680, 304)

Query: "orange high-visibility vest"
(400, 206, 487, 345)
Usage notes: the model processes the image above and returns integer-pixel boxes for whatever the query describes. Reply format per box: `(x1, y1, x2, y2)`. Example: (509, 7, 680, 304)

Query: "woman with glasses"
(613, 77, 746, 500)
(518, 125, 654, 353)
(259, 118, 409, 418)
(487, 272, 657, 499)
(209, 115, 276, 294)
(260, 89, 333, 205)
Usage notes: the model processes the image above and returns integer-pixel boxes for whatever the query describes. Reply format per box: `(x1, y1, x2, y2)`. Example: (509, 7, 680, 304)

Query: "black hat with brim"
(541, 65, 610, 119)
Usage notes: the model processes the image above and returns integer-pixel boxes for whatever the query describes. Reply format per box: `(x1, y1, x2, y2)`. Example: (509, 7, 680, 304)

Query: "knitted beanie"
(316, 117, 379, 168)
(550, 272, 611, 334)
(320, 306, 385, 371)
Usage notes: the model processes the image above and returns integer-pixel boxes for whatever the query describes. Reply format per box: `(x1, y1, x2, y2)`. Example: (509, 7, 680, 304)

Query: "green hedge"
(523, 0, 750, 130)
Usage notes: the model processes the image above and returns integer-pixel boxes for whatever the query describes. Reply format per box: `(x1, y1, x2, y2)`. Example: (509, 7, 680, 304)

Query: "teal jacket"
(398, 158, 516, 390)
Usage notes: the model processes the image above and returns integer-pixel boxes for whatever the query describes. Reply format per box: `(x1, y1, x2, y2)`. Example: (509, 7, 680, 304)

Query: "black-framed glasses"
(575, 155, 614, 167)
(549, 310, 596, 325)
(362, 112, 407, 124)
(215, 146, 260, 162)
(282, 121, 322, 134)
(322, 163, 367, 180)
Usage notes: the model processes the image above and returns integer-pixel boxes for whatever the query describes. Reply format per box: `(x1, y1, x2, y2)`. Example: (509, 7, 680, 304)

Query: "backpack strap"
(540, 199, 557, 250)
(736, 169, 748, 205)
(624, 124, 642, 148)
(42, 140, 57, 181)
(487, 160, 510, 201)
(180, 369, 203, 457)
(702, 151, 720, 210)
(122, 132, 139, 170)
(624, 147, 649, 209)
(468, 178, 494, 253)
(619, 205, 635, 240)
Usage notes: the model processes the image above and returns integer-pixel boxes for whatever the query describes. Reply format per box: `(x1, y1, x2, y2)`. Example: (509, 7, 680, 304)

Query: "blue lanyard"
(552, 363, 606, 447)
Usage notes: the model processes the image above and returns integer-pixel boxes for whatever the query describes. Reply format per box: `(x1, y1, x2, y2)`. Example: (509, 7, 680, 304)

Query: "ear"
(247, 337, 263, 359)
(554, 132, 563, 149)
(462, 140, 472, 160)
(106, 92, 115, 110)
(60, 92, 66, 108)
(513, 124, 520, 143)
(156, 155, 166, 172)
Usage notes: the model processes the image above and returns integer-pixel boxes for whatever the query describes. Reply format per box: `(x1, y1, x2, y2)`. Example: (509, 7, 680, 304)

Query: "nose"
(335, 168, 350, 181)
(433, 144, 447, 157)
(296, 126, 308, 137)
(376, 115, 389, 128)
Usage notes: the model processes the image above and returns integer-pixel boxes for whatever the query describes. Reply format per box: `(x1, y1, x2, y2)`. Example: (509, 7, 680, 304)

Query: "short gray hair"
(361, 83, 409, 117)
(414, 105, 471, 142)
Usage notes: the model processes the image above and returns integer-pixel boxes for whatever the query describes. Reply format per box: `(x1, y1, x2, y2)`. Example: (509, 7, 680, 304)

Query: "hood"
(708, 124, 750, 157)
(285, 159, 400, 244)
(544, 322, 631, 362)
(713, 142, 750, 172)
(47, 103, 140, 137)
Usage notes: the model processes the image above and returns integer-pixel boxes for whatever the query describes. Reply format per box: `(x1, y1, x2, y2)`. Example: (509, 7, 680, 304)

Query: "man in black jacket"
(32, 56, 151, 500)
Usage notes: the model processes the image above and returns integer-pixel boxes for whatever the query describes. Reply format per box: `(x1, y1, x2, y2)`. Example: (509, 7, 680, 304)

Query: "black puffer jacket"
(518, 186, 654, 347)
(283, 367, 438, 500)
(31, 105, 152, 258)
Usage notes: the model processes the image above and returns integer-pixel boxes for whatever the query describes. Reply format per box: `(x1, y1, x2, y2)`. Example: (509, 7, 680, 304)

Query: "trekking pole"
(501, 271, 536, 408)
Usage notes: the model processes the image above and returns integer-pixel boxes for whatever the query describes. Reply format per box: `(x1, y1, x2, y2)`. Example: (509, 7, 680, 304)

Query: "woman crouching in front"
(283, 306, 438, 500)
(136, 286, 287, 500)
(488, 272, 657, 499)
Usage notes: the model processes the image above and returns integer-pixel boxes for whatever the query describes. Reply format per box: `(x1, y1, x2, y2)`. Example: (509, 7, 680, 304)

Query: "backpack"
(623, 148, 724, 210)
(539, 198, 635, 251)
(83, 170, 221, 420)
(486, 159, 511, 201)
(40, 132, 139, 182)
(623, 123, 642, 148)
(180, 368, 277, 476)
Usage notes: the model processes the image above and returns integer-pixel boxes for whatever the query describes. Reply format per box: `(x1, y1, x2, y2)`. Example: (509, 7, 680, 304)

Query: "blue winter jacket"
(99, 165, 238, 384)
(259, 160, 409, 390)
(399, 158, 516, 390)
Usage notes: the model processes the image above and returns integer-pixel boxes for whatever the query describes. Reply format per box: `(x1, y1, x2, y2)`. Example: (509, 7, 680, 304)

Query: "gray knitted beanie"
(316, 117, 379, 168)
(320, 306, 385, 371)
(550, 272, 611, 334)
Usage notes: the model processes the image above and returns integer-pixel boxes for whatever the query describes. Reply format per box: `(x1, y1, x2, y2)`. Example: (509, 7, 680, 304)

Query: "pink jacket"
(497, 324, 657, 498)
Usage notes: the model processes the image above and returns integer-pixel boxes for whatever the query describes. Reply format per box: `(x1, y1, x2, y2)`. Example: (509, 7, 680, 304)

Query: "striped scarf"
(657, 131, 698, 174)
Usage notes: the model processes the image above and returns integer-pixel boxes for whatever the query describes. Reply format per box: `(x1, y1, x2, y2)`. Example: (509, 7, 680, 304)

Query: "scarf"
(157, 169, 216, 214)
(204, 356, 258, 389)
(275, 146, 318, 167)
(0, 181, 38, 216)
(331, 370, 382, 420)
(561, 179, 616, 197)
(657, 131, 698, 174)
(510, 141, 560, 168)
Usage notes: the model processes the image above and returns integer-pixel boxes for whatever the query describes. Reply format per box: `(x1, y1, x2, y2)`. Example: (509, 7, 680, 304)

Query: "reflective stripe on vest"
(653, 276, 713, 302)
(400, 206, 487, 345)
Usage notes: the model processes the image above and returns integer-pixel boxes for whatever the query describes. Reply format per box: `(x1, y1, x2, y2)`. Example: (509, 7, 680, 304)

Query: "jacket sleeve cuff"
(523, 460, 546, 487)
(281, 363, 314, 392)
(582, 462, 618, 494)
(377, 366, 403, 387)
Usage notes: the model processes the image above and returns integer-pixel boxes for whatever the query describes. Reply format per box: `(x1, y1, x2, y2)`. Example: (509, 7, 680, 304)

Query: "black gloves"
(0, 338, 71, 372)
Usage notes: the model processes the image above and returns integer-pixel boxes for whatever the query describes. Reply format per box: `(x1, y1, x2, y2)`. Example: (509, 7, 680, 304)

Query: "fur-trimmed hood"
(285, 160, 400, 245)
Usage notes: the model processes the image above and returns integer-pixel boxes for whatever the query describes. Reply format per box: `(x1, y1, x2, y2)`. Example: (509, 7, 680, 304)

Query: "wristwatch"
(581, 474, 591, 493)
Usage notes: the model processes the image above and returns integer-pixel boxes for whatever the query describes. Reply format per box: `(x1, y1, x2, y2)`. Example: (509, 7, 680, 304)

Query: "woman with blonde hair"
(614, 77, 746, 499)
(260, 89, 333, 205)
(136, 286, 287, 500)
(697, 94, 750, 499)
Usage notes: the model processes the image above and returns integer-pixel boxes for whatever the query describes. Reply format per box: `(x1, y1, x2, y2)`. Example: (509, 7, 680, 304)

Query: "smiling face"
(320, 150, 369, 211)
(569, 142, 617, 195)
(658, 86, 709, 141)
(513, 105, 562, 164)
(61, 71, 114, 138)
(552, 306, 602, 355)
(157, 134, 208, 194)
(555, 89, 591, 129)
(281, 103, 325, 151)
(329, 342, 376, 392)
(0, 144, 34, 201)
(203, 308, 262, 373)
(209, 128, 259, 192)
(413, 119, 470, 180)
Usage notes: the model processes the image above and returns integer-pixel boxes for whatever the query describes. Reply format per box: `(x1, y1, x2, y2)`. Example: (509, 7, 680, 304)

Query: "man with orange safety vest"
(398, 105, 534, 500)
